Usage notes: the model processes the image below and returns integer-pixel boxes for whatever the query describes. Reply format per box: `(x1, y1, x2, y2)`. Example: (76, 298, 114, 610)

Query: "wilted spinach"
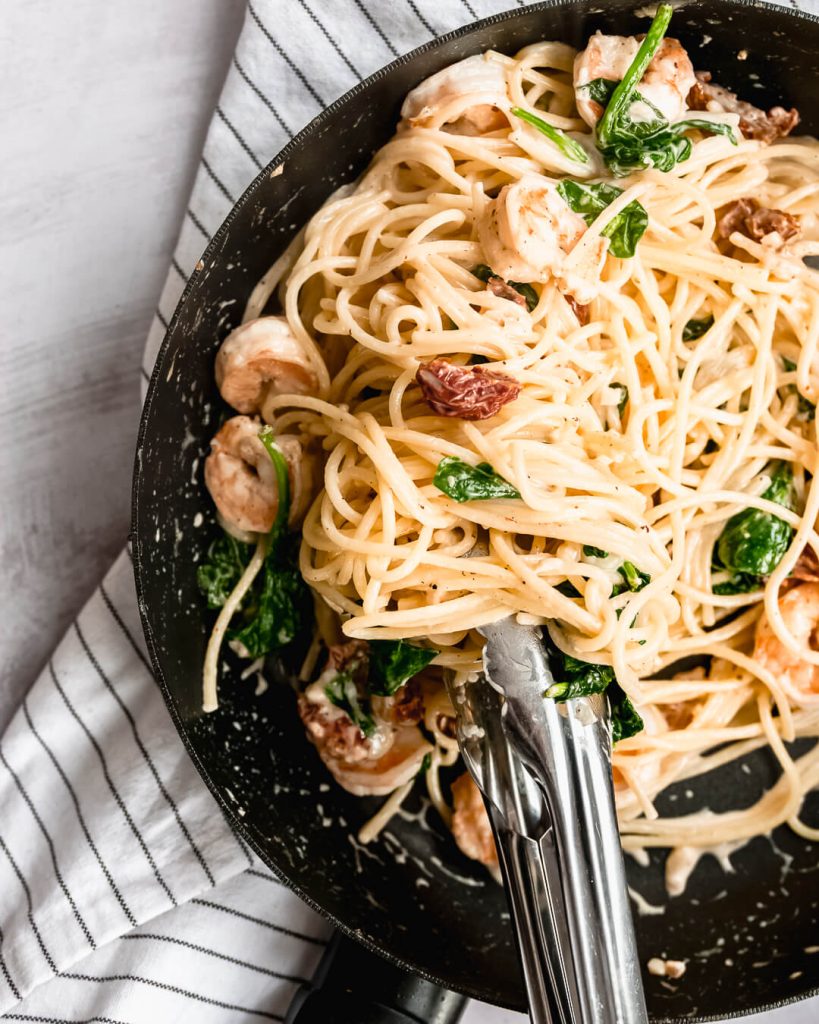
(614, 561, 651, 595)
(583, 545, 609, 558)
(683, 315, 714, 342)
(510, 106, 589, 164)
(325, 665, 376, 738)
(368, 639, 438, 696)
(542, 636, 644, 743)
(544, 653, 615, 701)
(609, 683, 645, 743)
(612, 382, 629, 418)
(197, 533, 250, 609)
(230, 563, 309, 658)
(556, 180, 648, 258)
(713, 462, 795, 594)
(591, 5, 736, 177)
(433, 456, 521, 502)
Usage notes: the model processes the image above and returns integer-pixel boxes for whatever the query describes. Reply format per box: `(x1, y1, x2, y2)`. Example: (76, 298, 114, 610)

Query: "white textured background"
(1, 2, 817, 1021)
(0, 0, 245, 730)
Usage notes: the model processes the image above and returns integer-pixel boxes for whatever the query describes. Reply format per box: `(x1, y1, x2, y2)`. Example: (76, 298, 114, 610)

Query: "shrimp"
(298, 642, 432, 796)
(753, 582, 819, 696)
(477, 174, 607, 302)
(400, 54, 509, 135)
(322, 726, 433, 797)
(450, 771, 497, 868)
(371, 677, 424, 727)
(573, 33, 696, 128)
(215, 315, 318, 415)
(203, 415, 311, 535)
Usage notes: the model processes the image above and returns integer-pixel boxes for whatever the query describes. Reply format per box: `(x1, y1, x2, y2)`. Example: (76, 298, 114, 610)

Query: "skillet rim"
(132, 1, 819, 1017)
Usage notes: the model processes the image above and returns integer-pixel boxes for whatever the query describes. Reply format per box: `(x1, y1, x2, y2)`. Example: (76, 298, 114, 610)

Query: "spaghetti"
(199, 8, 819, 876)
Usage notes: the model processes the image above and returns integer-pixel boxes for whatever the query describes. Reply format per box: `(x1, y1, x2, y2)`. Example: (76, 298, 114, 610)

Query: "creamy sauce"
(665, 839, 746, 896)
(628, 886, 665, 917)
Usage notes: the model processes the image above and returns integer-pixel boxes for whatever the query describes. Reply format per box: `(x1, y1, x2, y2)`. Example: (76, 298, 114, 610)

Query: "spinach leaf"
(583, 545, 609, 558)
(557, 180, 648, 258)
(683, 315, 714, 342)
(433, 456, 521, 502)
(593, 5, 736, 176)
(543, 638, 616, 701)
(418, 752, 432, 775)
(557, 179, 623, 220)
(472, 264, 494, 283)
(713, 463, 795, 590)
(782, 357, 816, 420)
(545, 659, 615, 700)
(472, 264, 538, 312)
(511, 281, 539, 313)
(368, 639, 438, 696)
(612, 382, 629, 417)
(600, 118, 735, 178)
(581, 78, 618, 108)
(712, 571, 764, 596)
(197, 533, 251, 609)
(325, 667, 376, 738)
(259, 427, 291, 540)
(230, 562, 309, 658)
(609, 682, 645, 743)
(510, 106, 589, 164)
(615, 561, 651, 594)
(543, 636, 644, 743)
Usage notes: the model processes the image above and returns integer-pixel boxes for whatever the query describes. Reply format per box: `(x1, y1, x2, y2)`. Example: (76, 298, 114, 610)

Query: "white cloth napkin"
(2, 1, 817, 1022)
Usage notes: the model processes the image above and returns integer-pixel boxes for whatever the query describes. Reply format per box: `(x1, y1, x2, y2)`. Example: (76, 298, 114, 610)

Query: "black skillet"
(132, 2, 819, 1020)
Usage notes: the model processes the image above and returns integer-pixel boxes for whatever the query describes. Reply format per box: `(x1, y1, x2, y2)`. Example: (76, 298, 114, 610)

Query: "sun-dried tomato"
(325, 639, 369, 679)
(717, 198, 800, 247)
(372, 678, 424, 727)
(565, 294, 590, 325)
(688, 72, 799, 145)
(416, 359, 521, 420)
(486, 275, 527, 308)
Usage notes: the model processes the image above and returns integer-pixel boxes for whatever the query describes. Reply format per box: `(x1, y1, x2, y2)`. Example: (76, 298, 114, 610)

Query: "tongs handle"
(473, 685, 578, 1023)
(474, 620, 649, 1024)
(489, 813, 577, 1024)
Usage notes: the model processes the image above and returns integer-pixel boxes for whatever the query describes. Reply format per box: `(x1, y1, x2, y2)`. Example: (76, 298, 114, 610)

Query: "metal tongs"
(446, 619, 648, 1024)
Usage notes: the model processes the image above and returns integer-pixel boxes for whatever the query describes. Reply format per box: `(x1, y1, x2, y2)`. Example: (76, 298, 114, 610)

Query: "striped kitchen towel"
(2, 1, 816, 1022)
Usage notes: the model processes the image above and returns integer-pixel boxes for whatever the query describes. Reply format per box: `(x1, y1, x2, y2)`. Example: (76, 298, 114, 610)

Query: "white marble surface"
(1, 2, 817, 1022)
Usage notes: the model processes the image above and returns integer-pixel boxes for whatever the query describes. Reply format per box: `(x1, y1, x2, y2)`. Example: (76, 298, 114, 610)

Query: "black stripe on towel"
(22, 698, 136, 928)
(48, 661, 176, 906)
(215, 106, 264, 170)
(0, 745, 95, 949)
(247, 2, 327, 107)
(0, 832, 56, 972)
(0, 923, 21, 1000)
(59, 974, 284, 1021)
(191, 898, 327, 946)
(74, 621, 216, 887)
(121, 932, 309, 983)
(232, 56, 293, 136)
(201, 156, 236, 205)
(295, 0, 361, 78)
(99, 583, 152, 675)
(350, 0, 399, 55)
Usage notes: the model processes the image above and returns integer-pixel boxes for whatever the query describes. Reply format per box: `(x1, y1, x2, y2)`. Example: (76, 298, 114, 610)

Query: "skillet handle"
(285, 931, 468, 1024)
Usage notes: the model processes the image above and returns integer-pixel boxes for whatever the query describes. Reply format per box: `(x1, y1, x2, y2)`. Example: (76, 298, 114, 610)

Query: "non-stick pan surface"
(132, 2, 819, 1018)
